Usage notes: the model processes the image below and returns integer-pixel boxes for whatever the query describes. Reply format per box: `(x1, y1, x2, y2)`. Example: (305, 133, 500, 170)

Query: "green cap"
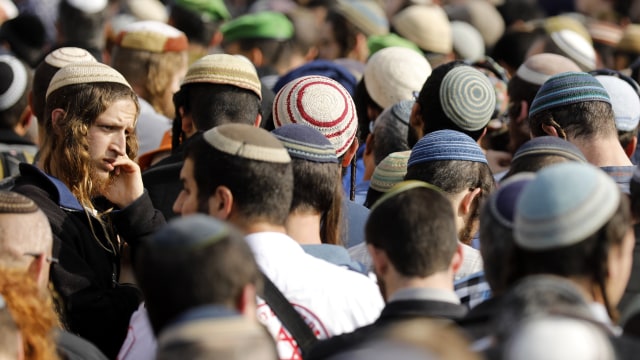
(367, 33, 422, 56)
(174, 0, 231, 22)
(221, 11, 294, 43)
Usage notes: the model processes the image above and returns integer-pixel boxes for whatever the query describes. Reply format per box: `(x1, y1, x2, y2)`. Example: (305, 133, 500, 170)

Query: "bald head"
(0, 191, 52, 271)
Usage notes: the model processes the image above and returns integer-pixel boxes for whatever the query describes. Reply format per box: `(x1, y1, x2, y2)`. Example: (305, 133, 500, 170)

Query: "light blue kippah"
(529, 71, 611, 118)
(514, 162, 620, 250)
(152, 214, 232, 248)
(440, 66, 496, 131)
(408, 129, 488, 166)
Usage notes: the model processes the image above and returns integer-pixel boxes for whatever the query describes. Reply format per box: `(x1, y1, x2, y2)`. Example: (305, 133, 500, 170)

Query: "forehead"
(96, 98, 138, 124)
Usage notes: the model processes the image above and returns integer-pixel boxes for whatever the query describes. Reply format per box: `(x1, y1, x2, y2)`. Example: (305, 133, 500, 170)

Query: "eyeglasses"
(24, 252, 59, 264)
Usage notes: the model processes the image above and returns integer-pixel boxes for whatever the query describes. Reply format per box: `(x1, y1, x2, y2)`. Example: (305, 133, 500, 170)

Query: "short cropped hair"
(185, 135, 293, 226)
(366, 186, 458, 277)
(529, 101, 617, 140)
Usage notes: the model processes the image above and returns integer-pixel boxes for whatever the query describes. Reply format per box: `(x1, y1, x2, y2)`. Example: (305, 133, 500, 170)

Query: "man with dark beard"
(10, 62, 165, 358)
(405, 130, 495, 279)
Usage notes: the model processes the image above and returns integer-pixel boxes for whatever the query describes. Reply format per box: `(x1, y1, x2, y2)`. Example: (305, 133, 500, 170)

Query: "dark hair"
(371, 113, 410, 166)
(417, 61, 486, 141)
(324, 10, 360, 59)
(32, 60, 60, 124)
(185, 135, 294, 226)
(630, 178, 640, 221)
(290, 159, 343, 245)
(58, 0, 107, 52)
(223, 37, 293, 70)
(179, 83, 261, 132)
(529, 101, 616, 140)
(514, 197, 631, 322)
(169, 4, 222, 46)
(366, 186, 458, 277)
(354, 78, 382, 144)
(619, 128, 638, 150)
(405, 160, 496, 244)
(136, 226, 261, 334)
(496, 0, 546, 28)
(0, 62, 32, 129)
(503, 154, 574, 179)
(491, 31, 539, 75)
(363, 187, 383, 209)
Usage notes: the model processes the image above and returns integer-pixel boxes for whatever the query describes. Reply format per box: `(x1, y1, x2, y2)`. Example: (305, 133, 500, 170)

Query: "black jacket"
(307, 299, 468, 359)
(13, 163, 165, 359)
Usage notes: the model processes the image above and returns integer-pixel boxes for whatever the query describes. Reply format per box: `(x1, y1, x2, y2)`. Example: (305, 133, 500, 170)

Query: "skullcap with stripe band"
(408, 129, 488, 166)
(272, 123, 338, 164)
(203, 123, 290, 163)
(0, 54, 27, 111)
(439, 66, 496, 132)
(511, 136, 586, 164)
(273, 75, 358, 157)
(0, 190, 39, 213)
(44, 47, 97, 68)
(46, 62, 131, 99)
(115, 20, 188, 53)
(65, 0, 108, 13)
(369, 150, 411, 193)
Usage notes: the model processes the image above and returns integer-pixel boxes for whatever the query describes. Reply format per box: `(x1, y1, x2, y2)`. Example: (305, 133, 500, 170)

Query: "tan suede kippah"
(182, 54, 262, 100)
(203, 123, 290, 163)
(44, 47, 97, 68)
(115, 20, 188, 53)
(46, 62, 131, 99)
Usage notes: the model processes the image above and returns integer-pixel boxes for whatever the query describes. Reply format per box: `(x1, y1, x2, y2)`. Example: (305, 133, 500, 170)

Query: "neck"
(231, 217, 288, 235)
(570, 136, 632, 167)
(384, 271, 455, 300)
(285, 211, 322, 245)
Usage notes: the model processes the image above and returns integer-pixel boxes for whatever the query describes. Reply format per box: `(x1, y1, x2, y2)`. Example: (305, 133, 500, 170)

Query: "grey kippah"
(46, 62, 131, 99)
(440, 65, 496, 131)
(512, 136, 587, 164)
(203, 123, 291, 163)
(514, 162, 620, 250)
(271, 123, 338, 164)
(0, 190, 38, 214)
(151, 214, 232, 248)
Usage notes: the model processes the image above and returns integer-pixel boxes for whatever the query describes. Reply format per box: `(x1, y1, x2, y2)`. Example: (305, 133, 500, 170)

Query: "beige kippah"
(46, 62, 131, 99)
(116, 20, 188, 53)
(44, 47, 97, 68)
(182, 54, 262, 100)
(203, 124, 290, 163)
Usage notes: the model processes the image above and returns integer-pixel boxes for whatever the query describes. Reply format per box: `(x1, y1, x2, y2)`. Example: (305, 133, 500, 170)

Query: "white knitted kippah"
(0, 55, 27, 111)
(45, 47, 97, 69)
(66, 0, 107, 13)
(203, 124, 291, 163)
(46, 62, 131, 99)
(273, 75, 358, 157)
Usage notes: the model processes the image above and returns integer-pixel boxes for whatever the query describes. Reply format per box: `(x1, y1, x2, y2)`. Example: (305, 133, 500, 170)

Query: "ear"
(541, 123, 559, 137)
(364, 133, 374, 155)
(253, 113, 262, 128)
(210, 31, 223, 47)
(410, 102, 424, 132)
(236, 283, 257, 319)
(353, 32, 369, 61)
(624, 136, 637, 159)
(27, 255, 46, 286)
(458, 187, 482, 217)
(476, 127, 488, 145)
(180, 107, 195, 134)
(249, 48, 264, 68)
(367, 244, 389, 278)
(50, 108, 65, 128)
(451, 243, 464, 276)
(208, 186, 233, 220)
(516, 100, 528, 125)
(341, 138, 359, 167)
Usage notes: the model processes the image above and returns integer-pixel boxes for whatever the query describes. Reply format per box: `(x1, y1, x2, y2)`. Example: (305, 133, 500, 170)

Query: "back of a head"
(185, 124, 293, 226)
(137, 214, 260, 334)
(479, 173, 535, 295)
(31, 47, 97, 124)
(0, 191, 51, 271)
(169, 0, 230, 46)
(273, 75, 358, 159)
(178, 54, 262, 131)
(0, 55, 31, 130)
(371, 100, 413, 165)
(367, 181, 457, 278)
(514, 162, 631, 318)
(503, 136, 587, 179)
(0, 14, 46, 67)
(416, 62, 496, 142)
(365, 150, 410, 208)
(529, 71, 615, 140)
(57, 0, 108, 52)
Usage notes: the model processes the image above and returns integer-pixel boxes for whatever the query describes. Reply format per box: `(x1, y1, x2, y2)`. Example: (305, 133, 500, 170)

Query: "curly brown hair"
(0, 267, 60, 360)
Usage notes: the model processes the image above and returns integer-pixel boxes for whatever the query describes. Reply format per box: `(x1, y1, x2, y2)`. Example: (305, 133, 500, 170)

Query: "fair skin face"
(173, 158, 199, 216)
(84, 99, 143, 208)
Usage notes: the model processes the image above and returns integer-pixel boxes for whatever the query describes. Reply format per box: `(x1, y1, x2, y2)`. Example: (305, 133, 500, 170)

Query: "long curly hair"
(0, 267, 60, 360)
(40, 82, 140, 211)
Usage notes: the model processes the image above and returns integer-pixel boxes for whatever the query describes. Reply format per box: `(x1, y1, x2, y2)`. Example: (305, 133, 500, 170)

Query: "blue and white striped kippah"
(408, 129, 488, 166)
(272, 123, 339, 164)
(529, 71, 611, 118)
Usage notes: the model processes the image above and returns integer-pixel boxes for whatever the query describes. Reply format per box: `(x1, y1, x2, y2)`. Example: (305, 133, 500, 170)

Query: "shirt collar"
(388, 287, 461, 305)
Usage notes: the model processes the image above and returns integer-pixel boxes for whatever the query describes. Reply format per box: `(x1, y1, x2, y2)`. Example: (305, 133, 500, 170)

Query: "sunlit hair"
(0, 267, 60, 360)
(111, 47, 187, 118)
(40, 82, 140, 211)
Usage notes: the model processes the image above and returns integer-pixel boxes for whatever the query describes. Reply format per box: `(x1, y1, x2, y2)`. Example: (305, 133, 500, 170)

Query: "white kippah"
(203, 124, 291, 163)
(45, 47, 97, 69)
(0, 55, 27, 111)
(46, 62, 131, 99)
(65, 0, 108, 13)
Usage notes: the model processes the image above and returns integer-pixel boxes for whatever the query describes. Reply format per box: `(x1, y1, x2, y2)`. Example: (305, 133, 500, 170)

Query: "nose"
(172, 192, 184, 215)
(111, 131, 127, 156)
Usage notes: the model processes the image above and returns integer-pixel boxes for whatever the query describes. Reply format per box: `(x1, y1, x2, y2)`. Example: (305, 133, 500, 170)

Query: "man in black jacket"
(307, 181, 468, 359)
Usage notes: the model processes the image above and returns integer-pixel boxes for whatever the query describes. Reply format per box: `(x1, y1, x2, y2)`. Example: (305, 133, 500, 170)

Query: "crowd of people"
(0, 0, 640, 359)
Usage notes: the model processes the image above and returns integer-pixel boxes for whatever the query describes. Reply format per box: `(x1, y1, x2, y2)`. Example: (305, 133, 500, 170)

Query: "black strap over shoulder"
(259, 271, 318, 356)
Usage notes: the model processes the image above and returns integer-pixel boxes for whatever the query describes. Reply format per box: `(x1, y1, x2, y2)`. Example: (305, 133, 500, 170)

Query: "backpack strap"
(259, 271, 318, 356)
